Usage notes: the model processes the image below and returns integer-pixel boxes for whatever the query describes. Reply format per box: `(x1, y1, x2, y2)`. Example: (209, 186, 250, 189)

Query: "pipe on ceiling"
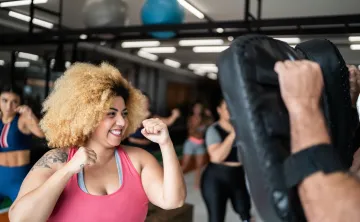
(0, 19, 29, 32)
(77, 42, 197, 78)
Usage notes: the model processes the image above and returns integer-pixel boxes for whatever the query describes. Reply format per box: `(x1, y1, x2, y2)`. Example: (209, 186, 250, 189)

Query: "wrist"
(287, 102, 322, 118)
(60, 164, 76, 176)
(289, 108, 330, 153)
(159, 138, 173, 148)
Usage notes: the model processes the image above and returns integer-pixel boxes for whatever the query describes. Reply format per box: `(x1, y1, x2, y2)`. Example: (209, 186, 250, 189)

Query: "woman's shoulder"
(31, 147, 69, 171)
(44, 147, 70, 162)
(120, 145, 151, 174)
(121, 145, 151, 159)
(207, 122, 219, 131)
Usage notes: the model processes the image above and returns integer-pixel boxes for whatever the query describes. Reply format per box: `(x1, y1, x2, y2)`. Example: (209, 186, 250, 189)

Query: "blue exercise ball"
(141, 0, 185, 39)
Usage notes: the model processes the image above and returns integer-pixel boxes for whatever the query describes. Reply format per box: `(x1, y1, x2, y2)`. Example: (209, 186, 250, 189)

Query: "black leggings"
(201, 163, 251, 222)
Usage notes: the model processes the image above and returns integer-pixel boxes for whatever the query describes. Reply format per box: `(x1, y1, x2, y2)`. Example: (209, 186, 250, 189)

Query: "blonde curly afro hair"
(40, 62, 147, 148)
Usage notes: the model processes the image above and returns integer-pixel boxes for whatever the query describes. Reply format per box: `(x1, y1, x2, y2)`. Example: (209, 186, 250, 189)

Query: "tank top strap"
(8, 114, 20, 127)
(67, 147, 78, 162)
(116, 146, 141, 178)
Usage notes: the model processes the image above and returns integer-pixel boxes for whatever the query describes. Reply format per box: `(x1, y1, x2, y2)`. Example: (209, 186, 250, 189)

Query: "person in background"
(0, 84, 44, 203)
(201, 97, 251, 222)
(182, 101, 213, 189)
(125, 92, 181, 150)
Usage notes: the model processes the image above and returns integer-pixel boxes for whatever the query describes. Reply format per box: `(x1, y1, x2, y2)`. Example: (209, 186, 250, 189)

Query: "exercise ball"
(82, 0, 129, 28)
(141, 0, 185, 39)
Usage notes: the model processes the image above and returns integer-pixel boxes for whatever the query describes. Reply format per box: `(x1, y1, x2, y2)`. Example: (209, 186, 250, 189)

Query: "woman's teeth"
(110, 130, 121, 136)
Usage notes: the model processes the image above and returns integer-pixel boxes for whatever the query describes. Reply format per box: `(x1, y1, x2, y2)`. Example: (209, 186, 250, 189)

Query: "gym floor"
(184, 170, 240, 222)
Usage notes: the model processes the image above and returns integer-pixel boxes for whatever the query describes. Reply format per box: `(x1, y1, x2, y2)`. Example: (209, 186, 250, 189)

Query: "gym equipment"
(82, 0, 129, 28)
(141, 0, 185, 39)
(295, 39, 358, 168)
(217, 35, 355, 221)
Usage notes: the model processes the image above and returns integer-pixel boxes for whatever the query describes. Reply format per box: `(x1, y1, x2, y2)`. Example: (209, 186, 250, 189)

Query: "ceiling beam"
(0, 14, 360, 45)
(1, 27, 360, 46)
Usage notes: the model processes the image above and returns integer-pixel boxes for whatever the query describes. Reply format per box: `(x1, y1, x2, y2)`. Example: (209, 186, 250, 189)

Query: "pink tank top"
(48, 147, 149, 222)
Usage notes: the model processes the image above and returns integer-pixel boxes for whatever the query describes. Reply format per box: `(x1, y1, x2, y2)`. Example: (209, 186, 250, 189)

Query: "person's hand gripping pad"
(217, 35, 305, 222)
(295, 39, 357, 168)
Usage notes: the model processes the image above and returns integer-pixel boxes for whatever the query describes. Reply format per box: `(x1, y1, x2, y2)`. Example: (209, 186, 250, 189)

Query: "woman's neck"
(1, 114, 15, 124)
(193, 113, 202, 118)
(218, 119, 232, 132)
(85, 140, 115, 165)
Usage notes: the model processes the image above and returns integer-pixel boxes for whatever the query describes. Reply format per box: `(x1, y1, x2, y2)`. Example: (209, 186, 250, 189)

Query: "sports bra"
(0, 115, 32, 152)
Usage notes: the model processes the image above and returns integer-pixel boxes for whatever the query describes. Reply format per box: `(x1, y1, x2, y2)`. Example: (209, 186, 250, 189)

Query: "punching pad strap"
(284, 144, 347, 188)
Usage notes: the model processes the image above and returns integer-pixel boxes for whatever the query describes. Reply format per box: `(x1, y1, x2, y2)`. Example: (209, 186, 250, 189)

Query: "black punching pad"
(295, 39, 357, 168)
(217, 35, 304, 222)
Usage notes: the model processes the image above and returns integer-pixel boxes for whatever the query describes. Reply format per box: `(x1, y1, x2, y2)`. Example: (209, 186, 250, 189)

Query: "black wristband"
(284, 144, 347, 188)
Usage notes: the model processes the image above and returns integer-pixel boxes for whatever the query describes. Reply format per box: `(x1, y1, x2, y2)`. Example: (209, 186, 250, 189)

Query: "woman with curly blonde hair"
(9, 62, 186, 222)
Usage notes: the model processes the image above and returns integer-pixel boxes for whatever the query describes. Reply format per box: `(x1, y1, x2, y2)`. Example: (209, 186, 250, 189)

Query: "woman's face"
(193, 103, 203, 115)
(0, 92, 20, 117)
(217, 100, 230, 121)
(92, 96, 129, 148)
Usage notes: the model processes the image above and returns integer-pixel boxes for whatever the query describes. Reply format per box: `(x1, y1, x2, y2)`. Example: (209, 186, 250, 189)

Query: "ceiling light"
(50, 59, 55, 68)
(80, 34, 88, 40)
(188, 63, 216, 69)
(65, 61, 71, 68)
(193, 46, 229, 53)
(141, 47, 177, 54)
(196, 66, 218, 73)
(188, 64, 218, 73)
(121, 41, 160, 48)
(164, 59, 181, 68)
(194, 70, 206, 76)
(0, 0, 47, 7)
(179, 39, 224, 46)
(15, 61, 30, 68)
(137, 50, 158, 61)
(0, 60, 4, 66)
(177, 0, 204, 19)
(216, 28, 224, 33)
(228, 36, 234, 41)
(350, 44, 360, 50)
(207, 73, 217, 80)
(349, 36, 360, 42)
(8, 11, 53, 29)
(18, 52, 39, 61)
(274, 37, 301, 44)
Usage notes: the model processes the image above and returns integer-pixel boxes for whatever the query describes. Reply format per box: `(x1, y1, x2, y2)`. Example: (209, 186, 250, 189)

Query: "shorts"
(183, 139, 206, 155)
(0, 164, 30, 202)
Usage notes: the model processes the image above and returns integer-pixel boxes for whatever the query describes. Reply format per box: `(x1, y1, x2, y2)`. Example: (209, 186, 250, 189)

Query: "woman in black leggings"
(201, 97, 251, 222)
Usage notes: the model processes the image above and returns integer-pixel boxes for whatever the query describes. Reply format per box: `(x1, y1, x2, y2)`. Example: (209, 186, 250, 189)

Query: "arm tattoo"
(31, 149, 68, 171)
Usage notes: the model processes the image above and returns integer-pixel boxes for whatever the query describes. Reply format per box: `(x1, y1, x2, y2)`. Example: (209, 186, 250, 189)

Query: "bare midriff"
(0, 150, 30, 167)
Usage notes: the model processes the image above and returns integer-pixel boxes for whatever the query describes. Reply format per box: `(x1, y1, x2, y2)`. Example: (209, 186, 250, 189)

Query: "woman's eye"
(122, 111, 128, 117)
(107, 112, 116, 116)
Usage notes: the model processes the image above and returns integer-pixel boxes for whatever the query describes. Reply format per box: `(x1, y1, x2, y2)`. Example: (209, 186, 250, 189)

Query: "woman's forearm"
(27, 115, 45, 138)
(9, 167, 73, 222)
(159, 140, 186, 208)
(159, 115, 177, 126)
(210, 133, 235, 163)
